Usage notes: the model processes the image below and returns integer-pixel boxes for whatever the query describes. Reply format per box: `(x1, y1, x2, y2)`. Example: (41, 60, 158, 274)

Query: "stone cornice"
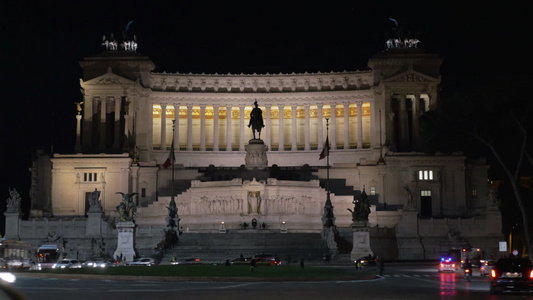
(145, 71, 373, 93)
(147, 90, 375, 106)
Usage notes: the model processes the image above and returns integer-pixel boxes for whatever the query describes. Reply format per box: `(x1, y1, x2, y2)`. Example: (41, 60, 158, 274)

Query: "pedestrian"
(250, 259, 256, 272)
(300, 258, 305, 268)
(355, 259, 361, 270)
(377, 256, 384, 276)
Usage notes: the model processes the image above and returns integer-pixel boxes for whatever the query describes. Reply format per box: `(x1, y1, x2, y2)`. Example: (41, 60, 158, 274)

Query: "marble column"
(173, 103, 180, 151)
(265, 104, 271, 148)
(213, 104, 219, 151)
(239, 104, 245, 151)
(304, 103, 310, 151)
(400, 94, 407, 147)
(343, 102, 350, 149)
(357, 101, 363, 149)
(160, 103, 167, 150)
(412, 95, 419, 147)
(330, 103, 337, 150)
(113, 97, 121, 148)
(186, 104, 193, 151)
(75, 114, 82, 153)
(291, 104, 297, 151)
(278, 105, 284, 151)
(200, 104, 206, 151)
(226, 105, 232, 151)
(99, 98, 107, 149)
(317, 103, 324, 149)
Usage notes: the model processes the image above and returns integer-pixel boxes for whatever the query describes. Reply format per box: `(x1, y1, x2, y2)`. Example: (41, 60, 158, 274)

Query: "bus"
(36, 244, 63, 269)
(0, 239, 33, 269)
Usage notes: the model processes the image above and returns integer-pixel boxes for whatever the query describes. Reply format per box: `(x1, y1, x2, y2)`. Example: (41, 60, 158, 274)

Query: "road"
(8, 262, 533, 300)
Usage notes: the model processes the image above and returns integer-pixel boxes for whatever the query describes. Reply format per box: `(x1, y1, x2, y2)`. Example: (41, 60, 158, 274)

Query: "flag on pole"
(319, 136, 329, 160)
(162, 139, 175, 168)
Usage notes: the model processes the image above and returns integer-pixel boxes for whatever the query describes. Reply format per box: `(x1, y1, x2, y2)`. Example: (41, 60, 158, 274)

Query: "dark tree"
(419, 78, 533, 257)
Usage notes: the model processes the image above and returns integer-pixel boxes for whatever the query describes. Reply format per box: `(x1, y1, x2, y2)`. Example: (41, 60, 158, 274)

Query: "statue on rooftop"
(5, 188, 21, 213)
(248, 100, 264, 140)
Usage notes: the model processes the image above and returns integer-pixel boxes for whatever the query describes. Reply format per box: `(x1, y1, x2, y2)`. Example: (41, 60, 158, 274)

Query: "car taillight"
(465, 269, 470, 273)
(530, 270, 533, 279)
(440, 264, 444, 267)
(491, 269, 497, 278)
(452, 264, 455, 268)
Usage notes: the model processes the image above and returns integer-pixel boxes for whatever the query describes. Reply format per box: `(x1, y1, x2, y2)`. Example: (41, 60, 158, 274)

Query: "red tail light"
(465, 269, 470, 273)
(452, 264, 455, 268)
(530, 270, 533, 279)
(491, 269, 497, 278)
(440, 264, 444, 268)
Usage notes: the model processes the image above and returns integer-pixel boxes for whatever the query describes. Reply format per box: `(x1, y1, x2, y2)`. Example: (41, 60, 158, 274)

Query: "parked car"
(231, 257, 253, 265)
(490, 258, 533, 294)
(480, 259, 496, 277)
(438, 257, 457, 273)
(126, 257, 155, 266)
(253, 254, 280, 266)
(52, 259, 82, 269)
(83, 258, 119, 268)
(171, 258, 201, 265)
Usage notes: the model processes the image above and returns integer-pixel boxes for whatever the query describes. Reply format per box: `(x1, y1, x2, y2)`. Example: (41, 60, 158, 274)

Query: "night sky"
(1, 1, 528, 230)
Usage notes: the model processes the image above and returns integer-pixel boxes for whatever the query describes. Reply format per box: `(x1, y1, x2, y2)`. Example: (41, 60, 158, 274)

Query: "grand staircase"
(151, 230, 328, 264)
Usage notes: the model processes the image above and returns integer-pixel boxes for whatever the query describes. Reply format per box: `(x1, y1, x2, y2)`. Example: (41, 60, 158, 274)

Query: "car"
(170, 258, 201, 265)
(231, 257, 254, 265)
(252, 254, 280, 266)
(490, 258, 533, 295)
(83, 258, 119, 268)
(52, 259, 82, 269)
(480, 259, 496, 277)
(438, 257, 457, 273)
(354, 255, 376, 267)
(126, 257, 155, 266)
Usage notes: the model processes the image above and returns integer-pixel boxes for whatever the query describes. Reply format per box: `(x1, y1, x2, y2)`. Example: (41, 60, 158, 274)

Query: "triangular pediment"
(81, 67, 134, 86)
(385, 69, 437, 83)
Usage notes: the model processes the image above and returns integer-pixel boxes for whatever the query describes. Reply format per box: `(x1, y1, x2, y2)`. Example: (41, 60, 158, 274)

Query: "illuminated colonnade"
(151, 102, 372, 151)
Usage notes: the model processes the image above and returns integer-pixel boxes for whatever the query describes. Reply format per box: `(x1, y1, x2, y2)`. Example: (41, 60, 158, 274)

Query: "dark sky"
(0, 1, 528, 226)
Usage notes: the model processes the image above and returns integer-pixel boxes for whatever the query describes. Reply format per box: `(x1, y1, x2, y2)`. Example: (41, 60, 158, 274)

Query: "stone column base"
(114, 221, 136, 262)
(350, 224, 373, 261)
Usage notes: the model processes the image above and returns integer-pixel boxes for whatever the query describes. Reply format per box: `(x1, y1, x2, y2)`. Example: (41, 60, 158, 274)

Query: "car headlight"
(52, 264, 57, 268)
(0, 272, 16, 283)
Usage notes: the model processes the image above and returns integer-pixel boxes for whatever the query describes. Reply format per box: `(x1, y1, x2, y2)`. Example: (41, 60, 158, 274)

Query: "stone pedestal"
(245, 139, 268, 170)
(113, 221, 136, 262)
(350, 222, 373, 261)
(86, 211, 103, 237)
(395, 210, 424, 260)
(3, 212, 21, 240)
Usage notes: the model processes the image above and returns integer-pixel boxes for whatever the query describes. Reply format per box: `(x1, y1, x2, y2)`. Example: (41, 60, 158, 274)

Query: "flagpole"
(171, 119, 175, 206)
(326, 118, 330, 201)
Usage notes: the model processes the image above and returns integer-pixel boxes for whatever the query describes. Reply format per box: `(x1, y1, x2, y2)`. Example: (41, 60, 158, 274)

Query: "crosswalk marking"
(382, 274, 479, 279)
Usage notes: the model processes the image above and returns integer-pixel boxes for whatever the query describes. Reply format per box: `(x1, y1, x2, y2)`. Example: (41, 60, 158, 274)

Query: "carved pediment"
(81, 67, 134, 87)
(385, 70, 437, 83)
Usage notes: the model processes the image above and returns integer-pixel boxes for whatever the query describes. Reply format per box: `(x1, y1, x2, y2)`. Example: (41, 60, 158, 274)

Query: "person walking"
(250, 259, 256, 272)
(377, 256, 384, 276)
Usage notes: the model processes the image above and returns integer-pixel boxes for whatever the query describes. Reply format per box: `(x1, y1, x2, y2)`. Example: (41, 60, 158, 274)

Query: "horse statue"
(248, 100, 264, 139)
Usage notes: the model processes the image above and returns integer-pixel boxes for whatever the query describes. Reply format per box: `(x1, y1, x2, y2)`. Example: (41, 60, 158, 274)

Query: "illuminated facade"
(13, 41, 503, 260)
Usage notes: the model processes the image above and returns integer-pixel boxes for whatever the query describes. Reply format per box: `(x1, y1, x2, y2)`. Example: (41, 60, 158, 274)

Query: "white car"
(52, 259, 82, 269)
(126, 258, 155, 266)
(83, 259, 119, 268)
